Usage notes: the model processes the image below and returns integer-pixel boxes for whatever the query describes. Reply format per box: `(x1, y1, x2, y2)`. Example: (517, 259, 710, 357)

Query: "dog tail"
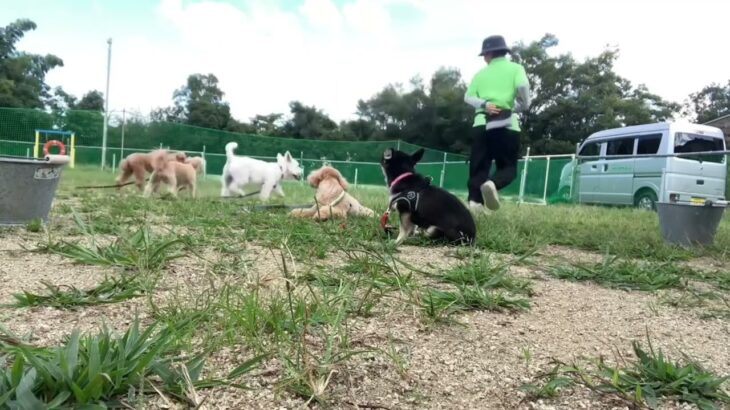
(225, 142, 238, 161)
(151, 150, 169, 173)
(115, 158, 129, 184)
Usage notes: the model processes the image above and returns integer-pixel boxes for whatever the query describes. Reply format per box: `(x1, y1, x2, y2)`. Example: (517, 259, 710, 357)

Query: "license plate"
(690, 197, 705, 205)
(34, 167, 60, 180)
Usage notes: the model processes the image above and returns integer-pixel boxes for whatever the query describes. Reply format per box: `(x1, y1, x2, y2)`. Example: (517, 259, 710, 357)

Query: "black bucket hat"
(478, 35, 511, 56)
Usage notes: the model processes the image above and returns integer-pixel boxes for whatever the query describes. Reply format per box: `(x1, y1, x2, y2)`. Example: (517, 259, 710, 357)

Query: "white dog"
(220, 142, 303, 200)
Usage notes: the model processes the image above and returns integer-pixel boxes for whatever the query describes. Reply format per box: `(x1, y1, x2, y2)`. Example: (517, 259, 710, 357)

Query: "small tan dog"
(144, 156, 206, 198)
(116, 149, 187, 191)
(290, 165, 374, 220)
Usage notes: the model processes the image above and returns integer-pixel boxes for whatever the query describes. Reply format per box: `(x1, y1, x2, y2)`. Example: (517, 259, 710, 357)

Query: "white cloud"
(20, 0, 730, 125)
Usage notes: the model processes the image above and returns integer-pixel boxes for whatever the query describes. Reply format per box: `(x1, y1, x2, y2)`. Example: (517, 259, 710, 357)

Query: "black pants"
(467, 126, 520, 204)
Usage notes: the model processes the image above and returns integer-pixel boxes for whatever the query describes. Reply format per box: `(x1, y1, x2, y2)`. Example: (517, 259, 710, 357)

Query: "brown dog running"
(116, 149, 187, 191)
(289, 165, 375, 220)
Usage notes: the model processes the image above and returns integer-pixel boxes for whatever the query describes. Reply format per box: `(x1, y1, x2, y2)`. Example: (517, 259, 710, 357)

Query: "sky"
(2, 0, 729, 123)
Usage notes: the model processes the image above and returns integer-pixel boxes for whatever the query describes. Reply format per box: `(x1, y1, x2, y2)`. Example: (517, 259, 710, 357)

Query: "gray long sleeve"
(513, 84, 531, 113)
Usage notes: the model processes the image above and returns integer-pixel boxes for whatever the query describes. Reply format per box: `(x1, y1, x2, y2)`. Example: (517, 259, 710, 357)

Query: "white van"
(557, 122, 727, 210)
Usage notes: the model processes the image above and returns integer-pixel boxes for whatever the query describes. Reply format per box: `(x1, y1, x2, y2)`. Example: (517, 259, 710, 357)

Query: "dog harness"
(323, 190, 346, 207)
(380, 173, 431, 233)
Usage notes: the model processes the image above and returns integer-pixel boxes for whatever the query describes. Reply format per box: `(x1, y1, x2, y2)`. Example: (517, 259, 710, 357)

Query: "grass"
(51, 166, 730, 261)
(8, 274, 149, 309)
(521, 335, 730, 409)
(0, 319, 265, 408)
(40, 217, 188, 272)
(548, 255, 690, 291)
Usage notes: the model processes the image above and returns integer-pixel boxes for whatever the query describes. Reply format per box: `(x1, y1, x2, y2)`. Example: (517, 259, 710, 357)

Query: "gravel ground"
(0, 227, 728, 409)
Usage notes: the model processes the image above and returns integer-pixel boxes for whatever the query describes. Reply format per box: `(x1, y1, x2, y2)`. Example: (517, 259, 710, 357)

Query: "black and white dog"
(381, 147, 476, 246)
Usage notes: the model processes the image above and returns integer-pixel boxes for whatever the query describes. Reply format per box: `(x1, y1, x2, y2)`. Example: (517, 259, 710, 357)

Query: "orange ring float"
(43, 139, 66, 156)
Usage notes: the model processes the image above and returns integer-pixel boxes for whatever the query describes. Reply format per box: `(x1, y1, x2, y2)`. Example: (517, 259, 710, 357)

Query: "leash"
(75, 181, 138, 189)
(219, 190, 261, 199)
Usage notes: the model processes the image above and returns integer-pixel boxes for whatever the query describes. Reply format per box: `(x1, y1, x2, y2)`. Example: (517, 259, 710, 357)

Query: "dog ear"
(383, 148, 393, 160)
(411, 148, 425, 164)
(331, 167, 349, 191)
(307, 169, 321, 187)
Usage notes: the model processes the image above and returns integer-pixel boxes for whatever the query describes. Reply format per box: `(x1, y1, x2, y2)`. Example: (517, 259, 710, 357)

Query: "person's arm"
(464, 74, 486, 109)
(513, 66, 531, 113)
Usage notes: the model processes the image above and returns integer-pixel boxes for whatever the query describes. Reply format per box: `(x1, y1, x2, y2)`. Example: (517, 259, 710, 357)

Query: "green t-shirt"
(465, 57, 529, 131)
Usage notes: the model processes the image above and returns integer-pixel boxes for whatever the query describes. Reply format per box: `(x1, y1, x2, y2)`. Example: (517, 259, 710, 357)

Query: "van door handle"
(697, 179, 704, 185)
(591, 165, 598, 170)
(602, 164, 608, 172)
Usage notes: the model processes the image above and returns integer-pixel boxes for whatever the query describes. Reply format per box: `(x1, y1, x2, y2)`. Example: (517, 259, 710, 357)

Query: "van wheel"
(634, 190, 657, 211)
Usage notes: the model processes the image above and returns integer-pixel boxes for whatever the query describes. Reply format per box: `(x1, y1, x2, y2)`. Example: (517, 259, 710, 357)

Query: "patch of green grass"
(43, 219, 187, 272)
(521, 335, 730, 409)
(0, 319, 265, 408)
(422, 286, 531, 320)
(24, 219, 43, 233)
(437, 255, 534, 296)
(549, 256, 689, 291)
(8, 274, 149, 309)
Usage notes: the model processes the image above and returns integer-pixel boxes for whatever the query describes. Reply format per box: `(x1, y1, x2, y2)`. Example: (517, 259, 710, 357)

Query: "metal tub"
(0, 155, 69, 226)
(656, 200, 727, 247)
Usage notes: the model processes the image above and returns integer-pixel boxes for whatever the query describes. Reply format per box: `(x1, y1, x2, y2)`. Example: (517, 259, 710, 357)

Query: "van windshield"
(673, 132, 725, 163)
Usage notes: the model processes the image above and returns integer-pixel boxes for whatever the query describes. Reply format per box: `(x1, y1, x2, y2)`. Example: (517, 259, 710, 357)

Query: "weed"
(0, 319, 265, 408)
(24, 219, 43, 233)
(45, 219, 187, 272)
(438, 255, 534, 296)
(9, 274, 150, 309)
(521, 335, 730, 409)
(549, 256, 687, 291)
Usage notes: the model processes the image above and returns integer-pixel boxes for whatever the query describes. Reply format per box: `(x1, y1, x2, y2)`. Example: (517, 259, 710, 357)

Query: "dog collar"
(389, 172, 413, 191)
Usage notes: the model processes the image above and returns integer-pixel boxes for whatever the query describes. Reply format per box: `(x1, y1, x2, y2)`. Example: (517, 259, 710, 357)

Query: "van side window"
(579, 142, 600, 156)
(637, 134, 662, 155)
(606, 137, 635, 157)
(674, 132, 725, 163)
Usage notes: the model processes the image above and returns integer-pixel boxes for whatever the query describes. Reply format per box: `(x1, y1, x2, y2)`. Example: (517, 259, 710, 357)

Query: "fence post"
(300, 151, 304, 185)
(569, 154, 576, 202)
(26, 148, 30, 158)
(542, 155, 551, 204)
(120, 109, 126, 160)
(439, 152, 447, 188)
(202, 145, 207, 180)
(112, 153, 116, 172)
(397, 140, 401, 150)
(33, 130, 39, 159)
(354, 168, 358, 187)
(518, 146, 531, 204)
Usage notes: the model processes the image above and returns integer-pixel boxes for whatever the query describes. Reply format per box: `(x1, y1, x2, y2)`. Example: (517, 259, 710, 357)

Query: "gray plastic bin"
(656, 200, 727, 247)
(0, 155, 69, 226)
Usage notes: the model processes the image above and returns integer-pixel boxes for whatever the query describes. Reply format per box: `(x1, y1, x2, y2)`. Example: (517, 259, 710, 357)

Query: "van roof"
(585, 121, 724, 141)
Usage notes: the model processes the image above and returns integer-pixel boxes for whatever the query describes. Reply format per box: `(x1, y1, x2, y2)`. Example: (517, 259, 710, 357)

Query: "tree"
(0, 19, 64, 109)
(281, 101, 340, 140)
(686, 81, 730, 123)
(75, 90, 104, 111)
(170, 73, 232, 129)
(354, 68, 473, 152)
(512, 34, 679, 154)
(249, 113, 285, 136)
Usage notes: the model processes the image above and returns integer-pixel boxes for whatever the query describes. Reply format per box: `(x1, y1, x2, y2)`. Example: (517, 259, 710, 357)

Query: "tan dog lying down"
(290, 165, 374, 220)
(144, 156, 206, 198)
(116, 149, 187, 191)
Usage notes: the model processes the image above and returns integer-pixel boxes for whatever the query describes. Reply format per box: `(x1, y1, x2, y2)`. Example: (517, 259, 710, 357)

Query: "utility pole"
(101, 38, 112, 169)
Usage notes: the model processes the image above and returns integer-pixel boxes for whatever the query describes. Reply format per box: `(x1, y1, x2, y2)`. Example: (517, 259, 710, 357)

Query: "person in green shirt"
(464, 35, 531, 211)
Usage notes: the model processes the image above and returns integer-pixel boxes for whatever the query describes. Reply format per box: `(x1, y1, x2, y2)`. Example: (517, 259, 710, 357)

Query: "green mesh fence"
(0, 107, 574, 205)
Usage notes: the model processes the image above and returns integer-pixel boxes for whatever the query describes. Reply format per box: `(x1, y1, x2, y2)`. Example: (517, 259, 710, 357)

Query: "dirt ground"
(1, 225, 728, 410)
